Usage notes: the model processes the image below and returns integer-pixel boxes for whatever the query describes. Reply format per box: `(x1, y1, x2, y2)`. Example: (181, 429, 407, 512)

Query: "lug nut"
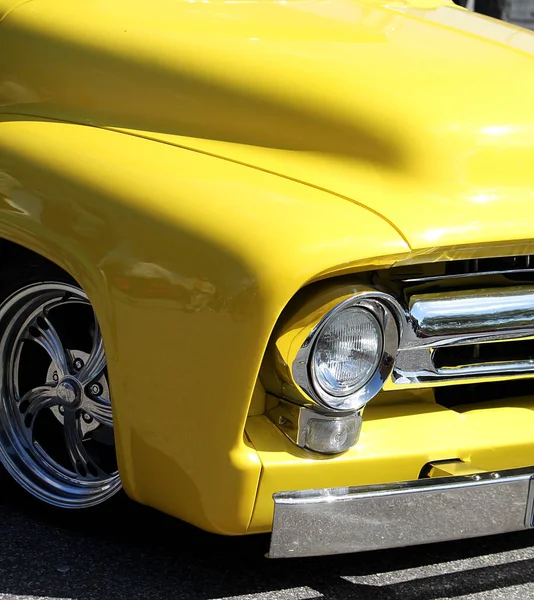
(74, 358, 84, 371)
(82, 412, 93, 423)
(58, 406, 65, 414)
(89, 383, 102, 396)
(52, 372, 59, 382)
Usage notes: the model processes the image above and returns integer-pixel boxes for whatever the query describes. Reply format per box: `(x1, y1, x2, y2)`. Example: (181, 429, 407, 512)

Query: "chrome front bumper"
(269, 467, 534, 558)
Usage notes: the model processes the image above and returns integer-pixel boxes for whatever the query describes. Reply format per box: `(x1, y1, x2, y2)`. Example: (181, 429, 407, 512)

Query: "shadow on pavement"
(1, 487, 534, 600)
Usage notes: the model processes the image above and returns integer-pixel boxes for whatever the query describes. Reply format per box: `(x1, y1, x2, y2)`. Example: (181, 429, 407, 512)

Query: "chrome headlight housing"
(292, 294, 401, 411)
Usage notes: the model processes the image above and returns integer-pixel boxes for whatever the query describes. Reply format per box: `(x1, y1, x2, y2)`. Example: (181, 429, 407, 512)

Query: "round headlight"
(311, 307, 383, 407)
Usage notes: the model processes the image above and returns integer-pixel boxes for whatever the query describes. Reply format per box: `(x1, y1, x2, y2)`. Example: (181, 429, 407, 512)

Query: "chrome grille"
(382, 259, 534, 389)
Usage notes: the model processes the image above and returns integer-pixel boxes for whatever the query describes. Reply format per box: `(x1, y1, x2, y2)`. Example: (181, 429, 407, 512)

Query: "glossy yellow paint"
(0, 117, 408, 532)
(247, 395, 534, 532)
(1, 0, 534, 536)
(426, 461, 486, 478)
(0, 0, 30, 21)
(2, 0, 534, 251)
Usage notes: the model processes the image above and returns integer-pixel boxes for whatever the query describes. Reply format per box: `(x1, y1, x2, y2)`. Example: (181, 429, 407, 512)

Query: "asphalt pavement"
(0, 483, 534, 600)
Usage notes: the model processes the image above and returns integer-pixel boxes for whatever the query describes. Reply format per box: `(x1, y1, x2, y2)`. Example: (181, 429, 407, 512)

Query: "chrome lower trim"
(269, 467, 534, 558)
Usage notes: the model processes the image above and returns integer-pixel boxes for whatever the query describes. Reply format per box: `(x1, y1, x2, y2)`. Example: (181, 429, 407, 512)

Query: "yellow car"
(1, 0, 534, 558)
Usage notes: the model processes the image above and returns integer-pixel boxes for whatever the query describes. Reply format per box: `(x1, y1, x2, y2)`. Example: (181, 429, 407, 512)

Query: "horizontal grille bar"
(410, 287, 534, 337)
(391, 286, 534, 387)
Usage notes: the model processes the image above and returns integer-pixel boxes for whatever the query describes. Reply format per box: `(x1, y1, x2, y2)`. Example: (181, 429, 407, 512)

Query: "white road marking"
(209, 587, 323, 600)
(440, 583, 534, 599)
(0, 596, 73, 600)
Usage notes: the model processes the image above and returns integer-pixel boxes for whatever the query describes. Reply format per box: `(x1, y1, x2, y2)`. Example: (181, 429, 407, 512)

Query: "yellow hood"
(2, 0, 534, 251)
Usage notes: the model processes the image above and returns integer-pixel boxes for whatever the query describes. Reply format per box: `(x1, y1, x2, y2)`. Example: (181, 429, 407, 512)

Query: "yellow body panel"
(248, 396, 534, 531)
(2, 0, 534, 251)
(1, 0, 534, 535)
(0, 118, 408, 532)
(0, 0, 29, 21)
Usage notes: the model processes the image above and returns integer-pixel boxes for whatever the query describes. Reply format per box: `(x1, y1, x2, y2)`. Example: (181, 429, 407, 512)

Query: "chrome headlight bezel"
(292, 292, 401, 412)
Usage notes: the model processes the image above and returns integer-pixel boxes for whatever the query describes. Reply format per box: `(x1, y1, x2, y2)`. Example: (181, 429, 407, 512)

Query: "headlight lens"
(311, 307, 383, 403)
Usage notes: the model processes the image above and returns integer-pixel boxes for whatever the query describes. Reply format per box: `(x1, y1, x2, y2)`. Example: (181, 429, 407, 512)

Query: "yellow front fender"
(0, 116, 409, 533)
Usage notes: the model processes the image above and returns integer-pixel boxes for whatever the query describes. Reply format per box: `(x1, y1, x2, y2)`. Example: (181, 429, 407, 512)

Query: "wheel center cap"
(57, 378, 81, 406)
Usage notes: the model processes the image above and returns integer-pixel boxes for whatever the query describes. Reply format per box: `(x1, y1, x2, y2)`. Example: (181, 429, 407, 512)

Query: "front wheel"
(0, 279, 122, 508)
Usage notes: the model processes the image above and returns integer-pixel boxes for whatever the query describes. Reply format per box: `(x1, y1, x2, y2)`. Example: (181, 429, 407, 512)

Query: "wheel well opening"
(0, 239, 75, 284)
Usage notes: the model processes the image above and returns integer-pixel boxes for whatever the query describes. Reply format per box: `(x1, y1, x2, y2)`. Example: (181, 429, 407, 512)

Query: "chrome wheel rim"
(0, 282, 121, 508)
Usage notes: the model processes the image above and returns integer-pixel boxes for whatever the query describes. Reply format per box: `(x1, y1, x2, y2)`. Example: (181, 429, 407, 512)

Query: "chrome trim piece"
(292, 290, 402, 412)
(266, 399, 362, 454)
(269, 467, 534, 558)
(401, 268, 534, 285)
(526, 477, 534, 529)
(392, 286, 534, 386)
(410, 287, 534, 337)
(437, 359, 534, 377)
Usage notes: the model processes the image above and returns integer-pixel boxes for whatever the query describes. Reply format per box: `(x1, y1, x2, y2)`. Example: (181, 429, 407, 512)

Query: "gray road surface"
(0, 484, 533, 600)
